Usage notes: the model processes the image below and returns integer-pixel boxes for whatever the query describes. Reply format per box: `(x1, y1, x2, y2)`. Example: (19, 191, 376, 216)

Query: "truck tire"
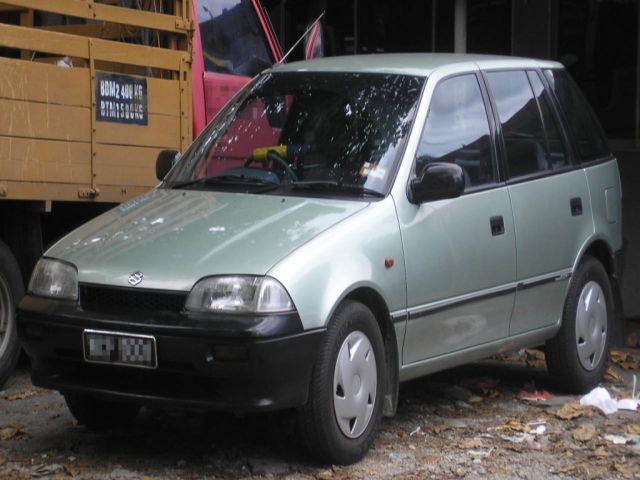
(0, 240, 24, 389)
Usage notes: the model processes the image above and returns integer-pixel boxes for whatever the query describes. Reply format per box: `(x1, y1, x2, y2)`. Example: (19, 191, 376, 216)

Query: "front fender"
(267, 197, 406, 331)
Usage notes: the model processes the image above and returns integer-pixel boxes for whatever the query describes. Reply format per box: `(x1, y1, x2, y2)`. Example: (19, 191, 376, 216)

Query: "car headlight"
(186, 276, 294, 313)
(28, 258, 78, 301)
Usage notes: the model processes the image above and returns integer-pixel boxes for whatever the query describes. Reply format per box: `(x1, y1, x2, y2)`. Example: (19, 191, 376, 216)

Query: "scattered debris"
(517, 390, 554, 402)
(611, 351, 640, 370)
(30, 464, 65, 478)
(0, 427, 24, 441)
(571, 423, 596, 442)
(554, 401, 594, 420)
(458, 438, 483, 449)
(604, 434, 628, 445)
(3, 390, 40, 401)
(605, 367, 625, 384)
(409, 426, 423, 437)
(580, 386, 639, 415)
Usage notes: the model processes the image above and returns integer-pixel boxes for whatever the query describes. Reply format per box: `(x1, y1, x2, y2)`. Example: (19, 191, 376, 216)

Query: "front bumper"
(17, 295, 324, 412)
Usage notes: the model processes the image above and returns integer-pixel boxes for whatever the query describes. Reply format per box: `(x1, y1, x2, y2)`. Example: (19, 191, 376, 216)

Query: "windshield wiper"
(289, 181, 385, 198)
(169, 175, 279, 191)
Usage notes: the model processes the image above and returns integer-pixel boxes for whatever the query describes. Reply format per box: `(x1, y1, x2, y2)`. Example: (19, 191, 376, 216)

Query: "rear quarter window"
(543, 69, 610, 163)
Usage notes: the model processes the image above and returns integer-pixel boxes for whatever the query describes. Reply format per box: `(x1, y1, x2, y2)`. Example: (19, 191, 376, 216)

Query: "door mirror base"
(408, 162, 465, 204)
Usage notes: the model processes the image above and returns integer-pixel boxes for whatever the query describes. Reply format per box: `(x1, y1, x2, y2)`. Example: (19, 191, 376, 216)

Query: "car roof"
(270, 53, 563, 77)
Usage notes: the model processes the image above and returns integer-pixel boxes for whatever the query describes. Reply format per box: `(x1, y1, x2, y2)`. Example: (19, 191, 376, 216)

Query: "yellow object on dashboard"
(252, 146, 288, 161)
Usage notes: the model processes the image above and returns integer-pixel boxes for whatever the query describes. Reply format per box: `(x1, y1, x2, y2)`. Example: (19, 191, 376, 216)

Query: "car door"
(483, 69, 594, 336)
(397, 71, 517, 365)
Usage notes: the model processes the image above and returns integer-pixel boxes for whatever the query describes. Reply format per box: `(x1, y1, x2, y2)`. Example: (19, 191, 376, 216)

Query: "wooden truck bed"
(0, 0, 192, 204)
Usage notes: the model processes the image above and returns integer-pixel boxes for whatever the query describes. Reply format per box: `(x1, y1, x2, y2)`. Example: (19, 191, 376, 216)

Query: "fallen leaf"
(468, 395, 483, 404)
(524, 349, 546, 368)
(140, 476, 155, 480)
(592, 447, 609, 457)
(571, 423, 596, 442)
(4, 390, 39, 401)
(499, 420, 530, 432)
(553, 464, 577, 474)
(0, 456, 5, 465)
(432, 424, 450, 434)
(0, 427, 23, 441)
(604, 367, 624, 383)
(458, 438, 483, 449)
(625, 424, 640, 435)
(613, 463, 633, 478)
(66, 467, 80, 477)
(626, 331, 637, 347)
(554, 402, 593, 420)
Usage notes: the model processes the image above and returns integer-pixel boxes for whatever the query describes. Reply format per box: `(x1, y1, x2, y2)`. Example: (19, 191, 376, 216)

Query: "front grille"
(80, 285, 187, 313)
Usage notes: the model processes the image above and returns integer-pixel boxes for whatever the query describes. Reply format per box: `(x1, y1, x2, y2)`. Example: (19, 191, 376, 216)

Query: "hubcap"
(333, 330, 377, 438)
(0, 274, 13, 359)
(575, 280, 607, 371)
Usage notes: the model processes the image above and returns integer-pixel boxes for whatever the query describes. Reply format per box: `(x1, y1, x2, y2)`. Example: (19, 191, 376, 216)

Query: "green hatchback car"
(18, 54, 622, 464)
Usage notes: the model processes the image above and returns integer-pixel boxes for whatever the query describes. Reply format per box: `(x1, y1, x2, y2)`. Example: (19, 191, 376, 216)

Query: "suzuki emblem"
(128, 271, 144, 286)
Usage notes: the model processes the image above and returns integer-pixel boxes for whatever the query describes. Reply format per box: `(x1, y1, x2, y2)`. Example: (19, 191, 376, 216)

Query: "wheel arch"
(342, 286, 400, 417)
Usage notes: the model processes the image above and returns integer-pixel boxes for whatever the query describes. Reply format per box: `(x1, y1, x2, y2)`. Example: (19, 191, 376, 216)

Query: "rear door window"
(543, 69, 610, 163)
(487, 70, 551, 179)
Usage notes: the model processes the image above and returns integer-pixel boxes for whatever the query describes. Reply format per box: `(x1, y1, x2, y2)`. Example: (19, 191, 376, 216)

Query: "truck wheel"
(298, 300, 385, 465)
(64, 392, 140, 430)
(0, 241, 24, 389)
(546, 256, 613, 393)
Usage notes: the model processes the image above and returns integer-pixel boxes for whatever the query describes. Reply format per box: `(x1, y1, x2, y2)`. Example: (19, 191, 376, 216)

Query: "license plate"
(83, 330, 157, 369)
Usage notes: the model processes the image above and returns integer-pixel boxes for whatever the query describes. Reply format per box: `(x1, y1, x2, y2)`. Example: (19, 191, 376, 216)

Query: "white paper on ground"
(580, 386, 639, 414)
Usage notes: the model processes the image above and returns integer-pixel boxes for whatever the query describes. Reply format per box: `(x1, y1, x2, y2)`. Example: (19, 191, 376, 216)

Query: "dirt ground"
(1, 349, 640, 480)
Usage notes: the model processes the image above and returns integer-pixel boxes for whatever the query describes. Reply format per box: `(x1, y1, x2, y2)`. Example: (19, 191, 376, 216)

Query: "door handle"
(570, 197, 583, 216)
(490, 215, 504, 236)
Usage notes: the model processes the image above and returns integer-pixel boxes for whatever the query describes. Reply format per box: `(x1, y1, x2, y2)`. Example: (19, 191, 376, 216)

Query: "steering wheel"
(244, 150, 298, 183)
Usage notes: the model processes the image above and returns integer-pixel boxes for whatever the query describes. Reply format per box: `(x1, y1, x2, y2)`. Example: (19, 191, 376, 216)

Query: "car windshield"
(163, 71, 424, 198)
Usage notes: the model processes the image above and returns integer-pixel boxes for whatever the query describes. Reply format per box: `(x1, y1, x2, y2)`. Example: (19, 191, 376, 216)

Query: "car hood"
(47, 189, 368, 291)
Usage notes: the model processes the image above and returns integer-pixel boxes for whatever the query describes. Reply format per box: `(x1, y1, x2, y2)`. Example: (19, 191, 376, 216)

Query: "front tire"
(546, 256, 613, 393)
(64, 392, 140, 430)
(0, 241, 24, 389)
(298, 300, 385, 465)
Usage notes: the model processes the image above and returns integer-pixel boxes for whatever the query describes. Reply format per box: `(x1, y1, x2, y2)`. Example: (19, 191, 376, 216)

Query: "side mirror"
(156, 149, 179, 181)
(409, 162, 465, 204)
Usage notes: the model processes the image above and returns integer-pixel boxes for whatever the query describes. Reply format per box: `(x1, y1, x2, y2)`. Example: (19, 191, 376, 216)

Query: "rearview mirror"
(408, 162, 465, 204)
(156, 149, 180, 181)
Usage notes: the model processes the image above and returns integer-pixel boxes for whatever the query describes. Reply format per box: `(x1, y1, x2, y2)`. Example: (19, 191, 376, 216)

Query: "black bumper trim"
(17, 295, 324, 412)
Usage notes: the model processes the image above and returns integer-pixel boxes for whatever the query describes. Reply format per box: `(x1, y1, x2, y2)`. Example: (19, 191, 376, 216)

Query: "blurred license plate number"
(83, 330, 156, 368)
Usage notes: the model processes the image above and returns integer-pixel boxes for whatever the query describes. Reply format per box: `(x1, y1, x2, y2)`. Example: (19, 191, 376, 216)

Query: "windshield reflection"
(165, 72, 424, 197)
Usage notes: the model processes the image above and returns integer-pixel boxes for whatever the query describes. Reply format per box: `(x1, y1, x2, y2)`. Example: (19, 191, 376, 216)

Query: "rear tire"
(64, 392, 140, 430)
(0, 241, 24, 389)
(546, 256, 613, 393)
(297, 300, 385, 465)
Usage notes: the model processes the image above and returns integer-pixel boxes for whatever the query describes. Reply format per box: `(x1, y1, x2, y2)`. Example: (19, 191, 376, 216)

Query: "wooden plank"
(40, 22, 141, 41)
(0, 136, 91, 184)
(0, 98, 91, 142)
(0, 23, 90, 58)
(0, 24, 188, 71)
(91, 37, 186, 72)
(94, 144, 161, 188)
(147, 77, 180, 116)
(95, 114, 180, 149)
(1, 0, 190, 34)
(0, 57, 90, 107)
